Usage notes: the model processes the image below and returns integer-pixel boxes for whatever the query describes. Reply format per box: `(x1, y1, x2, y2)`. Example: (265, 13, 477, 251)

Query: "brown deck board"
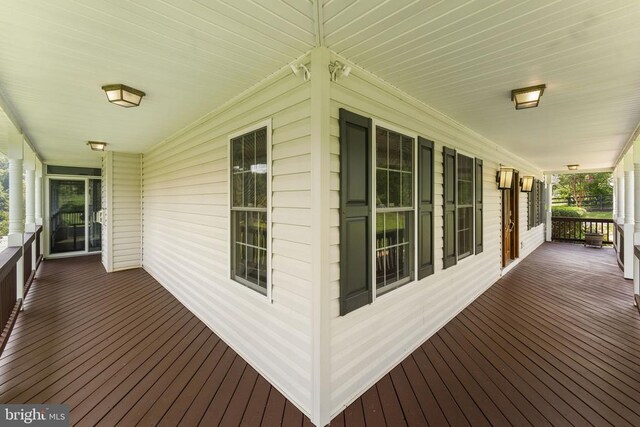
(0, 255, 311, 426)
(240, 375, 271, 426)
(333, 243, 640, 426)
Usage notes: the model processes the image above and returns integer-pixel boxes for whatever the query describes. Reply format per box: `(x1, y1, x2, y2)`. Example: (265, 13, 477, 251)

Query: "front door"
(502, 172, 519, 267)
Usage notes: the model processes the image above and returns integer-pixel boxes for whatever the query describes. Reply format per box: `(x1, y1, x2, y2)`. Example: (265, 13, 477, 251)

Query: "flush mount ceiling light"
(520, 176, 534, 192)
(511, 84, 546, 110)
(567, 164, 579, 171)
(87, 141, 107, 151)
(290, 63, 311, 81)
(101, 84, 145, 108)
(329, 60, 351, 82)
(496, 166, 515, 189)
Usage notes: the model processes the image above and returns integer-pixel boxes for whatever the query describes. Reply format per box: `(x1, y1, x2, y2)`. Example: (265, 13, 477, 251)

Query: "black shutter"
(540, 181, 545, 225)
(418, 137, 434, 279)
(528, 187, 534, 230)
(475, 158, 483, 254)
(443, 146, 457, 269)
(534, 180, 540, 226)
(339, 109, 372, 315)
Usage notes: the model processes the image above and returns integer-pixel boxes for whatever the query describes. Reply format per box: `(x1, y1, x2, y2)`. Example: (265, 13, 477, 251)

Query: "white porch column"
(617, 167, 625, 225)
(624, 151, 634, 279)
(612, 166, 617, 222)
(24, 149, 36, 233)
(35, 160, 43, 261)
(545, 173, 552, 242)
(633, 141, 640, 297)
(8, 130, 24, 300)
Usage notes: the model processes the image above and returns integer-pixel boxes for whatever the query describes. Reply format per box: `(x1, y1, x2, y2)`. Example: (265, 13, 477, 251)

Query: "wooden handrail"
(23, 232, 35, 247)
(551, 217, 614, 244)
(0, 247, 21, 284)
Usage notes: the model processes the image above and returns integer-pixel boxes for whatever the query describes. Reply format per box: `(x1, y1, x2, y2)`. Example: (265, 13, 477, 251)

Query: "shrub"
(552, 206, 586, 218)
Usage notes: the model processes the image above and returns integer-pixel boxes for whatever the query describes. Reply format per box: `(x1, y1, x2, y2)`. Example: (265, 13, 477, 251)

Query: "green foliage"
(554, 172, 613, 207)
(552, 206, 587, 218)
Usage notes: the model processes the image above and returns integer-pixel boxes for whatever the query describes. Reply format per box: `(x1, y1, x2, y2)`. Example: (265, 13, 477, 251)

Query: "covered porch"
(1, 242, 637, 426)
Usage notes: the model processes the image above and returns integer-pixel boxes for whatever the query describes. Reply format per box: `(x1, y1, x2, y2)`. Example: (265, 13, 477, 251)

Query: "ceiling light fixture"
(520, 176, 534, 192)
(290, 63, 311, 81)
(101, 84, 145, 108)
(496, 166, 515, 189)
(329, 60, 351, 82)
(511, 84, 546, 110)
(87, 141, 107, 151)
(567, 164, 579, 171)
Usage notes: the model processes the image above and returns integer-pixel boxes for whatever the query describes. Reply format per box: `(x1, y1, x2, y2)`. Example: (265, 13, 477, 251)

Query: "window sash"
(229, 124, 270, 297)
(456, 153, 475, 259)
(373, 125, 416, 297)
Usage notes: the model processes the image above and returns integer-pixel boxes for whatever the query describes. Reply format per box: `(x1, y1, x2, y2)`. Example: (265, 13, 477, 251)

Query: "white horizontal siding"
(328, 57, 545, 416)
(111, 152, 142, 271)
(142, 68, 313, 413)
(101, 155, 108, 270)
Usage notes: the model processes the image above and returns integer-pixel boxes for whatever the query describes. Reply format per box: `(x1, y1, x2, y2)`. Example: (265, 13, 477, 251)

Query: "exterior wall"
(101, 156, 108, 270)
(111, 152, 142, 270)
(142, 65, 313, 413)
(327, 53, 545, 416)
(101, 152, 142, 272)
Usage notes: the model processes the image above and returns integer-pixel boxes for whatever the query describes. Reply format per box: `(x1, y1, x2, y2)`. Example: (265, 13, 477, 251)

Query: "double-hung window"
(338, 109, 434, 315)
(375, 126, 415, 294)
(457, 154, 474, 259)
(230, 126, 269, 295)
(443, 146, 483, 269)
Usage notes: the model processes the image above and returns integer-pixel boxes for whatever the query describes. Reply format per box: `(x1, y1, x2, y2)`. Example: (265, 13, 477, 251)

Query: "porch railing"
(551, 217, 614, 244)
(0, 225, 43, 355)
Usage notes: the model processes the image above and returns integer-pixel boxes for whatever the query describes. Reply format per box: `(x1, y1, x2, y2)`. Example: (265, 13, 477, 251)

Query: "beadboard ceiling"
(1, 0, 639, 171)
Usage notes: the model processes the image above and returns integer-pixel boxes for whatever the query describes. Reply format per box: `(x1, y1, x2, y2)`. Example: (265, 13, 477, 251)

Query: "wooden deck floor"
(0, 255, 311, 426)
(1, 244, 639, 426)
(332, 242, 640, 427)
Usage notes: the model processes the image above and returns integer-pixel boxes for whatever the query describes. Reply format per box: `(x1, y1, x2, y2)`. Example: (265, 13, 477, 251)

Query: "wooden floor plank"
(332, 243, 640, 426)
(261, 387, 287, 426)
(359, 385, 386, 427)
(3, 242, 638, 427)
(399, 357, 448, 427)
(240, 376, 271, 426)
(0, 256, 308, 426)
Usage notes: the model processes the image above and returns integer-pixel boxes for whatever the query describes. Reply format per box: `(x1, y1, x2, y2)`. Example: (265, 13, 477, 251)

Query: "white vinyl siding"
(142, 65, 313, 413)
(328, 53, 545, 417)
(101, 156, 108, 269)
(102, 152, 142, 272)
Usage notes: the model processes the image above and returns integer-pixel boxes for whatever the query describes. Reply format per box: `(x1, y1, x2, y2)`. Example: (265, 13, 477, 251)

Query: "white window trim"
(370, 119, 419, 303)
(227, 118, 273, 303)
(455, 149, 476, 262)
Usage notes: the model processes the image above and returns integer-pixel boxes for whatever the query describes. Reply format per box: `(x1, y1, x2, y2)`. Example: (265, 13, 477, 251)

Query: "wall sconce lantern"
(520, 176, 534, 192)
(329, 60, 351, 82)
(511, 84, 546, 110)
(290, 63, 311, 81)
(87, 141, 107, 151)
(567, 164, 579, 171)
(496, 167, 515, 189)
(101, 84, 146, 108)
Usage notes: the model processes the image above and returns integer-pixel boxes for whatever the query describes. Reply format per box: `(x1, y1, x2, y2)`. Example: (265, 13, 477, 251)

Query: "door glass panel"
(50, 180, 85, 254)
(88, 179, 102, 252)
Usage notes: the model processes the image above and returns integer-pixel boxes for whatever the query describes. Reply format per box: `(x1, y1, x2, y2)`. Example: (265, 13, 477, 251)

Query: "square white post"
(24, 148, 35, 232)
(545, 173, 552, 241)
(8, 129, 24, 301)
(633, 141, 640, 298)
(624, 151, 634, 279)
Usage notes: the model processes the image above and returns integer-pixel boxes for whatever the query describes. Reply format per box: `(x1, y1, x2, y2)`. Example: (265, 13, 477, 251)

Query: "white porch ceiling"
(1, 0, 639, 171)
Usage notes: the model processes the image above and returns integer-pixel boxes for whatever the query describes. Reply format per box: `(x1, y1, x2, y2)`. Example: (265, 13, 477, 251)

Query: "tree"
(553, 173, 613, 208)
